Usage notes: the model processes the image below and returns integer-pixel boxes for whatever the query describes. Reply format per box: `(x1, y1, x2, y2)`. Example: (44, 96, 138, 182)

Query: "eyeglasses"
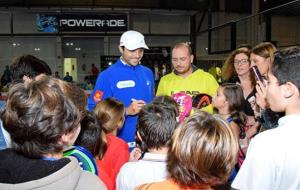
(233, 59, 249, 65)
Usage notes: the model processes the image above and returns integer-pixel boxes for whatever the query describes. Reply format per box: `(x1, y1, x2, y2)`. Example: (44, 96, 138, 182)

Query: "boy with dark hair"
(116, 99, 178, 190)
(11, 54, 52, 83)
(232, 47, 300, 189)
(136, 111, 238, 190)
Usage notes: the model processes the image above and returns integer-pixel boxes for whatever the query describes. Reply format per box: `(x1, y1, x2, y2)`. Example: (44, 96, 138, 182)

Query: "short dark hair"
(152, 95, 179, 118)
(167, 111, 238, 188)
(137, 102, 178, 150)
(11, 54, 52, 83)
(272, 46, 300, 90)
(2, 76, 80, 158)
(75, 110, 107, 159)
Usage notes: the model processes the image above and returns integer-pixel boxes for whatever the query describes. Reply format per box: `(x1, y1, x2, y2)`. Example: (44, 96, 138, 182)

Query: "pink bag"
(172, 92, 193, 123)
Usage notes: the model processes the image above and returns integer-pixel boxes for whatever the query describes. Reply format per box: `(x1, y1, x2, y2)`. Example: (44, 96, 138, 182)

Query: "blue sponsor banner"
(37, 14, 58, 33)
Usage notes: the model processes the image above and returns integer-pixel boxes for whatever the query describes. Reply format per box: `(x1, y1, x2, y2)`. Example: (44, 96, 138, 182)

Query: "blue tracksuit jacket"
(87, 59, 154, 148)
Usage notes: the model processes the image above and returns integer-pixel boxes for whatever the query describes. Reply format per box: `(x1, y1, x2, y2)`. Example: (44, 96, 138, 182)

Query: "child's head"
(212, 83, 245, 114)
(267, 46, 300, 112)
(152, 95, 179, 118)
(94, 98, 125, 134)
(11, 54, 52, 83)
(137, 101, 178, 151)
(75, 110, 107, 159)
(2, 76, 80, 158)
(167, 111, 238, 188)
(49, 77, 87, 112)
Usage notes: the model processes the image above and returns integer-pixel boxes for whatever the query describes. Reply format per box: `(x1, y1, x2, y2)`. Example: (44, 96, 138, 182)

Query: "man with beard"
(87, 30, 154, 149)
(156, 42, 218, 115)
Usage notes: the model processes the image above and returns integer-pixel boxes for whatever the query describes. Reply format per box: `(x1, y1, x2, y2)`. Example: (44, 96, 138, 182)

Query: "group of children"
(0, 73, 239, 190)
(1, 44, 300, 190)
(69, 93, 241, 190)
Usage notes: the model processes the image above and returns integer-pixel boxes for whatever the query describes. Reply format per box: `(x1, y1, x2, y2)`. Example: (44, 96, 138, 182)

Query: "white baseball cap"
(120, 30, 149, 50)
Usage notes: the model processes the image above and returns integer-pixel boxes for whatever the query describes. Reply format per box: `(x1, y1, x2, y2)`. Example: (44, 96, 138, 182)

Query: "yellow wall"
(63, 58, 78, 82)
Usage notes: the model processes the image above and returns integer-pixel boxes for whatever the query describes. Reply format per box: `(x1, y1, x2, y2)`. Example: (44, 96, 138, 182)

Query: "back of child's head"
(273, 46, 300, 90)
(137, 101, 178, 151)
(2, 76, 80, 158)
(11, 54, 52, 83)
(75, 110, 107, 159)
(152, 95, 179, 118)
(94, 98, 125, 133)
(49, 77, 87, 112)
(61, 82, 87, 112)
(167, 111, 239, 188)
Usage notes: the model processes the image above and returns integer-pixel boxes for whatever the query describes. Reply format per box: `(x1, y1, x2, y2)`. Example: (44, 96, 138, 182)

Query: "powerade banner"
(59, 14, 127, 32)
(37, 14, 128, 32)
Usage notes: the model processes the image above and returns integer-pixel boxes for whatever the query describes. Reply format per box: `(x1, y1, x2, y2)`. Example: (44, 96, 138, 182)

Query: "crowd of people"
(0, 29, 300, 190)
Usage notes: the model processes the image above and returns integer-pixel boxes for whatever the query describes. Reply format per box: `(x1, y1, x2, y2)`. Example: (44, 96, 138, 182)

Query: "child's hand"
(246, 121, 260, 138)
(129, 147, 142, 161)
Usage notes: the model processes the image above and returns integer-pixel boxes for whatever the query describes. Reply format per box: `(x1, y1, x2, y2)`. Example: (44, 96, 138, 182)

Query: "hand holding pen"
(126, 98, 146, 115)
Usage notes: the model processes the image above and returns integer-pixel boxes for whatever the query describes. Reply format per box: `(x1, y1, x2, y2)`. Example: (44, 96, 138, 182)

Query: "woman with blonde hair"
(250, 42, 277, 108)
(250, 42, 276, 77)
(250, 42, 283, 130)
(135, 111, 239, 190)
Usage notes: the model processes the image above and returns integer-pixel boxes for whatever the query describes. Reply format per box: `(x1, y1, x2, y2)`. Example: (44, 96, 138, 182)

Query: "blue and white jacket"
(87, 58, 154, 148)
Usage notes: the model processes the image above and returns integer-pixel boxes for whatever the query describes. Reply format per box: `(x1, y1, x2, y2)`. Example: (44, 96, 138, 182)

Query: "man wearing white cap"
(87, 30, 155, 149)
